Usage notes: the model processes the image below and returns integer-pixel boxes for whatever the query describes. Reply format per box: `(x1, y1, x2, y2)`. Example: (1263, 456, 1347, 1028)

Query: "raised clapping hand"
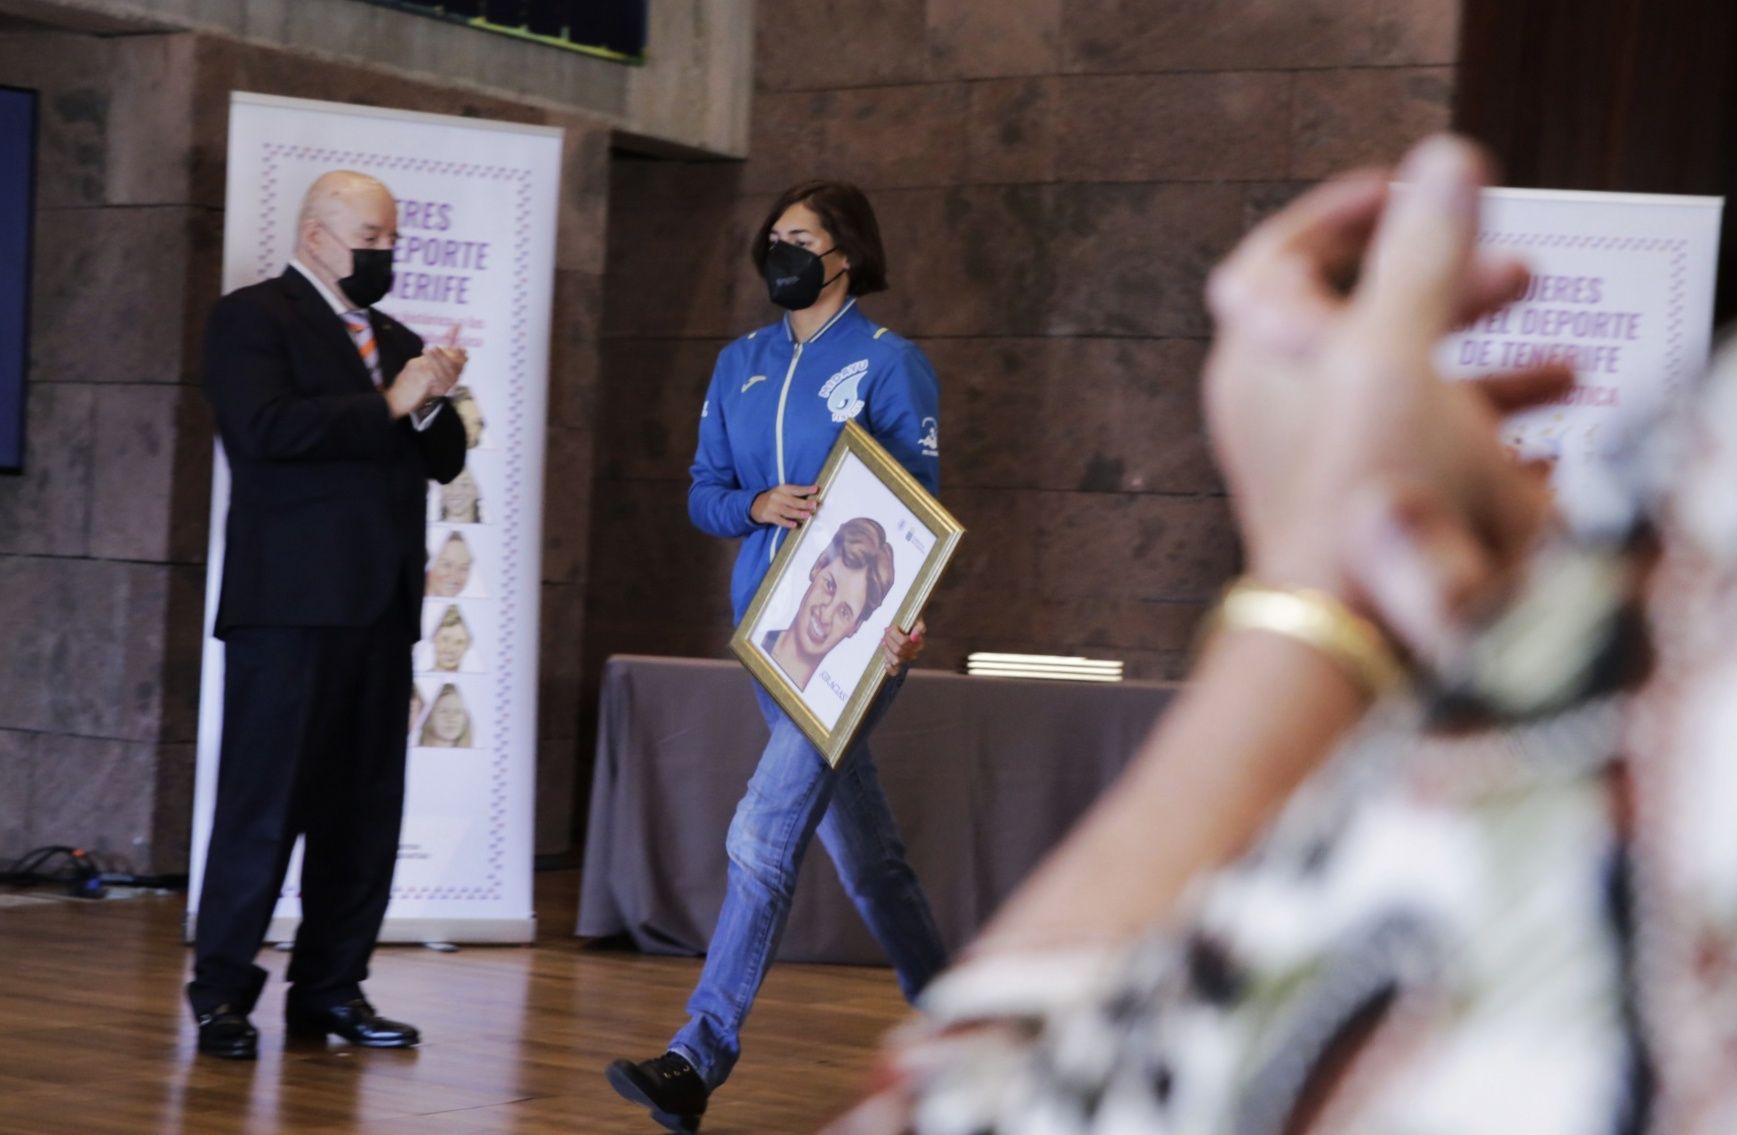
(1203, 134, 1573, 659)
(750, 483, 819, 529)
(387, 323, 469, 419)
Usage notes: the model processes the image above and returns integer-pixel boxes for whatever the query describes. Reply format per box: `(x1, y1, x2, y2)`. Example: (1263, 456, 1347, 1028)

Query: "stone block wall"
(0, 1, 1467, 865)
(582, 0, 1461, 725)
(0, 27, 611, 870)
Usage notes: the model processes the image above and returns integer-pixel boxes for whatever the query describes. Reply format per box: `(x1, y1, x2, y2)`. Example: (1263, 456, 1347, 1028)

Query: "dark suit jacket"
(203, 267, 467, 640)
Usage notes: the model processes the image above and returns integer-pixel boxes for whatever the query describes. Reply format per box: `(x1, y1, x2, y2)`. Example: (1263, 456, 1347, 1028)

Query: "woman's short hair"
(751, 180, 889, 296)
(813, 517, 896, 624)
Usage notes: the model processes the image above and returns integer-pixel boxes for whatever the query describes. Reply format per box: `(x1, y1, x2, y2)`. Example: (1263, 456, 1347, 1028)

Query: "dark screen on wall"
(0, 86, 35, 474)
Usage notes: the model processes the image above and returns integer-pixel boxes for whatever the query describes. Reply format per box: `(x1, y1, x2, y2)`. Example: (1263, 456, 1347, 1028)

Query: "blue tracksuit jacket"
(688, 299, 942, 622)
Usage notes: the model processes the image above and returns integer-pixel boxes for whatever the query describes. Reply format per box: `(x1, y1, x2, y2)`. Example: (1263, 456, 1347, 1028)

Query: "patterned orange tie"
(342, 311, 384, 387)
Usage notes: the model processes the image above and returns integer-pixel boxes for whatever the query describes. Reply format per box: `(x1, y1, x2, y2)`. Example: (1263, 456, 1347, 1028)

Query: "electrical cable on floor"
(0, 845, 189, 898)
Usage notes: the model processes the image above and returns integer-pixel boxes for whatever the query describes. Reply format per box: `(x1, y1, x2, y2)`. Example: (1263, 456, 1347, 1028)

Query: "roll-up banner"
(188, 92, 562, 943)
(1440, 188, 1724, 534)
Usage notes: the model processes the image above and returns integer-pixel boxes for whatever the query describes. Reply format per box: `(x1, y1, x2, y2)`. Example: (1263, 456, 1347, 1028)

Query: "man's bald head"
(295, 170, 398, 300)
(299, 170, 394, 229)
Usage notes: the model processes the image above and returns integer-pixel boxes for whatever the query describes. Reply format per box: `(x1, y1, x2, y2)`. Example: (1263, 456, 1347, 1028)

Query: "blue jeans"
(669, 675, 949, 1089)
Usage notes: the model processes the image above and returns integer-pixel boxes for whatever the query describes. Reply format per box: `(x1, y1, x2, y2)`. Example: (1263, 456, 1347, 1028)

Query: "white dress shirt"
(288, 258, 442, 430)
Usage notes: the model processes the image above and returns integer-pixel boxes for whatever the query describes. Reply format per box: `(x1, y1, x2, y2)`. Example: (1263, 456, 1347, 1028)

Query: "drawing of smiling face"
(768, 516, 894, 693)
(791, 555, 872, 666)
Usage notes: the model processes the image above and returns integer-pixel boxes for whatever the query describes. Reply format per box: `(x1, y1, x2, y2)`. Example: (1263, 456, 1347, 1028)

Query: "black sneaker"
(606, 1051, 708, 1133)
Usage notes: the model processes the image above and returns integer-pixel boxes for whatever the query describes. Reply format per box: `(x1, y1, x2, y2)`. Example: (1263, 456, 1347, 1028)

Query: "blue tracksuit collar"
(782, 297, 858, 345)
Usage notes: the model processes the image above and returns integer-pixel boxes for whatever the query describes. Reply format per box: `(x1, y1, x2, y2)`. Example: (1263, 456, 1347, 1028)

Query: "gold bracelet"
(1211, 578, 1407, 701)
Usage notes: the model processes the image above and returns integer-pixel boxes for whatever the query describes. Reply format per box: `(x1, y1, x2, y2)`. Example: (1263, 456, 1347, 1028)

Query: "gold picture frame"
(730, 421, 965, 767)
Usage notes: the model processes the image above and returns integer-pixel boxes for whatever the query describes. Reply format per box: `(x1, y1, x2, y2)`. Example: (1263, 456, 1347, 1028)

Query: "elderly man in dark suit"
(188, 170, 468, 1060)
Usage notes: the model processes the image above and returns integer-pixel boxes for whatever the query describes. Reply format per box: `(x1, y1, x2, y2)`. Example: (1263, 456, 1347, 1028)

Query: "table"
(577, 655, 1178, 964)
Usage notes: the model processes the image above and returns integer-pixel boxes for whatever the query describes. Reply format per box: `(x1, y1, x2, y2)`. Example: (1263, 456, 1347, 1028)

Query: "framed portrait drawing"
(731, 421, 965, 767)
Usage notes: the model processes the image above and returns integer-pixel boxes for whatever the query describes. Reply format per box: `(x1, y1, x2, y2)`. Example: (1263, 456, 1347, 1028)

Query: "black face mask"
(764, 241, 845, 311)
(338, 247, 395, 309)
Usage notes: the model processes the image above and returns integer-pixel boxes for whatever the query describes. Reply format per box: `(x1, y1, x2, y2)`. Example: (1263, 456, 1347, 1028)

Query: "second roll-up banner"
(1439, 187, 1724, 535)
(188, 93, 563, 944)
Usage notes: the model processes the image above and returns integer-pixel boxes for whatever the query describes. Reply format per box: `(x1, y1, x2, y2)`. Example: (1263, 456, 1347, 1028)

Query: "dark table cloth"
(577, 655, 1179, 964)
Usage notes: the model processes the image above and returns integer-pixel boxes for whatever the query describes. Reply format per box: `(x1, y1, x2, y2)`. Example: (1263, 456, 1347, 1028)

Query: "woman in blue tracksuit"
(607, 181, 950, 1132)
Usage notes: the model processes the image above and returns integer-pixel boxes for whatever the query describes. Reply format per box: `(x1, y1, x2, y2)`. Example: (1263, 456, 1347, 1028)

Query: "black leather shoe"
(196, 1004, 258, 1060)
(285, 998, 420, 1048)
(606, 1051, 708, 1133)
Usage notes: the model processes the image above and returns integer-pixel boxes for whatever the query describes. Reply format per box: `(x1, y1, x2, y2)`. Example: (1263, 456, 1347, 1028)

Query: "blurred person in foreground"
(830, 135, 1737, 1133)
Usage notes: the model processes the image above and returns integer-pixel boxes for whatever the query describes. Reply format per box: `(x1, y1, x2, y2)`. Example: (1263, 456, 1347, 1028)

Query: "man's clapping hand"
(386, 323, 468, 419)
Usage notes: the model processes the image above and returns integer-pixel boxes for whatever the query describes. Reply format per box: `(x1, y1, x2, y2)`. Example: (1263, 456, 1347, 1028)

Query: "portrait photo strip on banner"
(733, 421, 965, 766)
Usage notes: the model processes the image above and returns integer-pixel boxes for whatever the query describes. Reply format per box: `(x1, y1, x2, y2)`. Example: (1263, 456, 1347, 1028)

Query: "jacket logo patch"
(819, 359, 869, 423)
(741, 374, 767, 394)
(920, 416, 940, 458)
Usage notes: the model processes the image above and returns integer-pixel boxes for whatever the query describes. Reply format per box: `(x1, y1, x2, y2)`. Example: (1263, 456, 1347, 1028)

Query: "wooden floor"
(0, 870, 906, 1134)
